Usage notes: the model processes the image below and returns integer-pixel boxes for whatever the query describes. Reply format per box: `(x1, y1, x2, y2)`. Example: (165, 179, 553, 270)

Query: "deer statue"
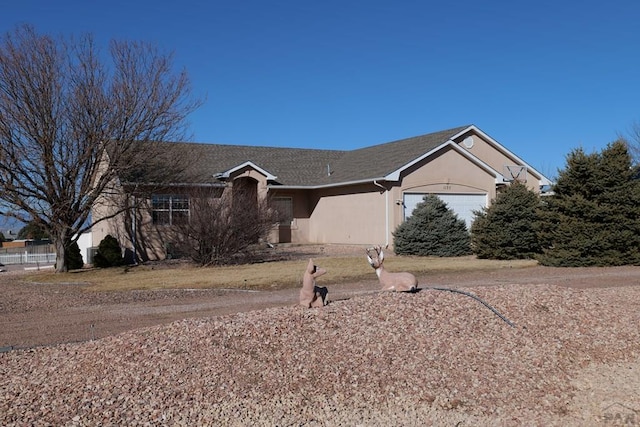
(366, 245, 417, 292)
(299, 259, 329, 308)
(364, 246, 517, 327)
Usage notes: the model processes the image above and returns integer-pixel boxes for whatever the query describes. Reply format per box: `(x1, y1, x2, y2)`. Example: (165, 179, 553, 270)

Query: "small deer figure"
(299, 259, 329, 308)
(366, 245, 417, 292)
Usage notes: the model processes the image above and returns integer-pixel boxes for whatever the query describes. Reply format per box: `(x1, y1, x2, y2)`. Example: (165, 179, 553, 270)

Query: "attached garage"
(403, 193, 487, 229)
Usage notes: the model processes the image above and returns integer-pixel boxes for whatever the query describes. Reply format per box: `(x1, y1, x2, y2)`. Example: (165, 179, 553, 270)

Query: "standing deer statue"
(366, 245, 417, 292)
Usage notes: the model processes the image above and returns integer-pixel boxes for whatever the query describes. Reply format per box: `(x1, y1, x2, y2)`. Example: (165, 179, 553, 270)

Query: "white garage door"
(403, 193, 487, 229)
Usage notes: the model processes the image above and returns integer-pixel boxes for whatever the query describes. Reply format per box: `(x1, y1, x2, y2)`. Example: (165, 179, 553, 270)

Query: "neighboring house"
(0, 228, 18, 242)
(90, 124, 552, 261)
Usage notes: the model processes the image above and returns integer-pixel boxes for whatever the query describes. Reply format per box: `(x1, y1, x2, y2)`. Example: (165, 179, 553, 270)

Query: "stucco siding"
(269, 188, 311, 244)
(456, 133, 542, 191)
(400, 146, 496, 195)
(306, 188, 387, 245)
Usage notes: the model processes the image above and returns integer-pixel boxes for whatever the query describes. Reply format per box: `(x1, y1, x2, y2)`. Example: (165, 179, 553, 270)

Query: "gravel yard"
(1, 255, 640, 425)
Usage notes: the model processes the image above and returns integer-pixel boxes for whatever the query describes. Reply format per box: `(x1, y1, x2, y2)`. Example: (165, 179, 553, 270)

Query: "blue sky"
(3, 0, 640, 182)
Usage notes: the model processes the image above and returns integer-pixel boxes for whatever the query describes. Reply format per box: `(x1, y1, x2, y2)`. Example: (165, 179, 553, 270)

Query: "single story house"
(90, 124, 552, 261)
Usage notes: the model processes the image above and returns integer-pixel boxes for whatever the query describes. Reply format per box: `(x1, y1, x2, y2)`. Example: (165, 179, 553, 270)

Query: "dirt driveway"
(2, 263, 640, 350)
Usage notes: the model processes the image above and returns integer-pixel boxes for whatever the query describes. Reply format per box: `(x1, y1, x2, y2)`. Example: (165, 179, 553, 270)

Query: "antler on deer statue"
(366, 245, 417, 292)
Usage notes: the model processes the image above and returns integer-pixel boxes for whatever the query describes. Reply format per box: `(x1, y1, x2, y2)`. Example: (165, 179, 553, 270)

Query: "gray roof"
(135, 125, 471, 187)
(318, 126, 470, 184)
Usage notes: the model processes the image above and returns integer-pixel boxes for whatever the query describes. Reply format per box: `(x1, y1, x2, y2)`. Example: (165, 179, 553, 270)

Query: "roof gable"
(214, 161, 278, 181)
(387, 140, 505, 183)
(450, 125, 553, 186)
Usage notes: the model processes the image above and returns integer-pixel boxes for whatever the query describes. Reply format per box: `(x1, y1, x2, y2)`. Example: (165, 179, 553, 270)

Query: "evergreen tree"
(471, 182, 542, 259)
(66, 241, 84, 270)
(537, 140, 640, 266)
(17, 221, 49, 240)
(393, 194, 472, 256)
(93, 235, 125, 268)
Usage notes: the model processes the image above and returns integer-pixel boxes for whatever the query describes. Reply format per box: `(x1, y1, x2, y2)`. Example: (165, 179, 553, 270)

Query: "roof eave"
(122, 181, 227, 188)
(268, 177, 392, 190)
(215, 161, 278, 181)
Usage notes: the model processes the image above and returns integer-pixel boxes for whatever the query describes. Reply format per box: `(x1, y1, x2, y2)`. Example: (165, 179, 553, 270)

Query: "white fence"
(0, 252, 56, 265)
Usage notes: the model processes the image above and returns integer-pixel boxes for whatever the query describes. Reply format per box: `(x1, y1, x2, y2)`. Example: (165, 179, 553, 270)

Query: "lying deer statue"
(365, 245, 516, 327)
(299, 259, 329, 308)
(366, 245, 417, 292)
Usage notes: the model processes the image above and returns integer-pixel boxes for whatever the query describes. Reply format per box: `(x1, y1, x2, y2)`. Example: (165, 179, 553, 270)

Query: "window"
(152, 195, 189, 225)
(272, 197, 293, 224)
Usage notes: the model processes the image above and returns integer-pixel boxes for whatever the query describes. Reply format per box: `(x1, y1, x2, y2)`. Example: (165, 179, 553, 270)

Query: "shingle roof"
(132, 125, 471, 187)
(318, 126, 470, 184)
(162, 143, 348, 186)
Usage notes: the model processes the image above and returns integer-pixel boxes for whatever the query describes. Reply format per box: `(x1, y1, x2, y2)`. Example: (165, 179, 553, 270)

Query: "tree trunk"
(51, 227, 71, 273)
(54, 236, 69, 273)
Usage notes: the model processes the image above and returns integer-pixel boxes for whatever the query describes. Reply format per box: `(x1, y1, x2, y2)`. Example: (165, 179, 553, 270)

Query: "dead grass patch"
(23, 255, 537, 292)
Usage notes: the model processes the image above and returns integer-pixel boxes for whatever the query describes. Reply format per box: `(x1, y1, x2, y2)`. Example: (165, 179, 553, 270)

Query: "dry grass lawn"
(24, 254, 537, 292)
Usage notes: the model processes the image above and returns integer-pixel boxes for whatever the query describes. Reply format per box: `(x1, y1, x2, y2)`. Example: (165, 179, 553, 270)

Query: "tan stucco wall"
(400, 145, 496, 196)
(270, 185, 389, 246)
(454, 133, 543, 192)
(231, 167, 270, 198)
(90, 187, 129, 249)
(89, 156, 121, 248)
(91, 193, 170, 261)
(306, 185, 389, 246)
(268, 188, 312, 244)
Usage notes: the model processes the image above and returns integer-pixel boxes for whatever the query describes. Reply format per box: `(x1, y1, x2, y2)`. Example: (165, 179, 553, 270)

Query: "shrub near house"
(393, 194, 472, 257)
(471, 182, 542, 260)
(93, 235, 125, 268)
(66, 242, 84, 270)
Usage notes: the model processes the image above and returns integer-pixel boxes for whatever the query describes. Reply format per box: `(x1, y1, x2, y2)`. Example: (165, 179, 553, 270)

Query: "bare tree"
(173, 186, 278, 266)
(0, 25, 201, 272)
(626, 121, 640, 167)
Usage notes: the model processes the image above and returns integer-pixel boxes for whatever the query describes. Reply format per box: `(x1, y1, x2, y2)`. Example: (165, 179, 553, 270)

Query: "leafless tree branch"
(173, 185, 278, 266)
(0, 25, 202, 271)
